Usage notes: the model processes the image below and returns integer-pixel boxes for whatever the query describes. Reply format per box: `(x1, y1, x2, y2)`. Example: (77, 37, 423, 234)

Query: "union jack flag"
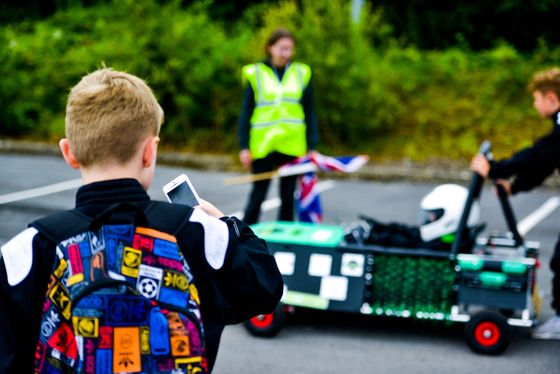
(295, 172, 322, 223)
(280, 154, 369, 223)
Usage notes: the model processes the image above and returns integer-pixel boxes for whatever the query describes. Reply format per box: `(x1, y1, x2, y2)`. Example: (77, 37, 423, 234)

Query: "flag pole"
(223, 171, 279, 186)
(224, 163, 319, 186)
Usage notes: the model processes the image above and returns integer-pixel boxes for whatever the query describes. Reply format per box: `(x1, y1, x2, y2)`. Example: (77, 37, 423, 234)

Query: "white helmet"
(419, 184, 480, 242)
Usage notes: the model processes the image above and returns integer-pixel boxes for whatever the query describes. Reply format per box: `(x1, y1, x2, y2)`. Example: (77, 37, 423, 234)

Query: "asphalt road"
(1, 153, 559, 373)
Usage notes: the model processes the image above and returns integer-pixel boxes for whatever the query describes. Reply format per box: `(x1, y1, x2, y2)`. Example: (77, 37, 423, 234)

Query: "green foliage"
(0, 0, 247, 150)
(1, 0, 560, 161)
(374, 41, 554, 161)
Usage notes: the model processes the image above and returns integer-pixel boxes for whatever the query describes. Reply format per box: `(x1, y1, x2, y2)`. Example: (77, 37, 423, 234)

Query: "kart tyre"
(243, 303, 286, 337)
(465, 311, 511, 355)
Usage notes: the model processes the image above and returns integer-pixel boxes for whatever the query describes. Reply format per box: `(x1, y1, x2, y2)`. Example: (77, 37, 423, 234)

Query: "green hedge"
(1, 0, 559, 161)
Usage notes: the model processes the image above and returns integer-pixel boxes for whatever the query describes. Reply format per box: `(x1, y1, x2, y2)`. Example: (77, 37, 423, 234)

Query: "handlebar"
(495, 182, 524, 247)
(480, 141, 523, 246)
(451, 141, 524, 255)
(478, 140, 492, 159)
(451, 146, 486, 255)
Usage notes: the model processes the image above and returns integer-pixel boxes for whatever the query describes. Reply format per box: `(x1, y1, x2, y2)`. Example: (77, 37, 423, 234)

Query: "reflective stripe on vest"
(243, 62, 311, 159)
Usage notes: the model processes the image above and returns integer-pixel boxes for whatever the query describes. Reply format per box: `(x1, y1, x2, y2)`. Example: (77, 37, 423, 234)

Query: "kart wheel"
(465, 312, 511, 355)
(243, 303, 286, 337)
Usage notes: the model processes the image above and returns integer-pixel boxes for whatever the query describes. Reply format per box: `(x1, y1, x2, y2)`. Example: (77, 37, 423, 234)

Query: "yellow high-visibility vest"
(243, 61, 311, 159)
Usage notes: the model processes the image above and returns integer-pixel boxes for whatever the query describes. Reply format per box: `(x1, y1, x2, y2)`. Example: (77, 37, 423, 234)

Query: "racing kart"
(244, 142, 541, 355)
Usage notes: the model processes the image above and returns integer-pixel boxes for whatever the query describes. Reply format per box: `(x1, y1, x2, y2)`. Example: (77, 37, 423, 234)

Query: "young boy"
(471, 67, 560, 339)
(0, 68, 283, 372)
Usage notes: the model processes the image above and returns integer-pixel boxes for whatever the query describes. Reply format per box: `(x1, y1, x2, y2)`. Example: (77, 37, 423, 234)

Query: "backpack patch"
(34, 223, 207, 374)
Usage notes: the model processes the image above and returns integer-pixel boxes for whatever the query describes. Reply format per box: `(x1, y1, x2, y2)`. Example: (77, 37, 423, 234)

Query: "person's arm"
(489, 148, 552, 180)
(303, 79, 318, 152)
(490, 130, 560, 192)
(508, 168, 553, 194)
(213, 216, 283, 323)
(179, 212, 283, 325)
(238, 84, 255, 168)
(0, 230, 56, 373)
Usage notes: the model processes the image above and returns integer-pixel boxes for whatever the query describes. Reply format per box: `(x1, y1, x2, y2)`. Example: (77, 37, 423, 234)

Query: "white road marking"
(0, 178, 82, 205)
(517, 196, 560, 236)
(5, 177, 553, 237)
(228, 180, 337, 219)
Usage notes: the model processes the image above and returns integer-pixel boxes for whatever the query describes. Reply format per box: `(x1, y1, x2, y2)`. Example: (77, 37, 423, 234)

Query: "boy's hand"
(494, 179, 512, 196)
(195, 199, 225, 218)
(471, 154, 491, 178)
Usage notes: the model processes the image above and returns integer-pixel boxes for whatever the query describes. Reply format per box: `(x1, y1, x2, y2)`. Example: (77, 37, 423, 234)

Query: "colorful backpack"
(31, 202, 207, 374)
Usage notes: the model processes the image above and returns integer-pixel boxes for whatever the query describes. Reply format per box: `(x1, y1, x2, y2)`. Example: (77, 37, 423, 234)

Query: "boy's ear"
(59, 139, 80, 169)
(546, 90, 560, 105)
(142, 136, 160, 168)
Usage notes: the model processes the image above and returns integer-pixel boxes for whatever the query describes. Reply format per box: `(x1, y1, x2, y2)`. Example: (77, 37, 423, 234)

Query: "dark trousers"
(551, 234, 560, 314)
(243, 152, 298, 225)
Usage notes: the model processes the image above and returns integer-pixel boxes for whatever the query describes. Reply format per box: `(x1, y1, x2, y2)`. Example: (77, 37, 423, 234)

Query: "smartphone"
(162, 174, 201, 207)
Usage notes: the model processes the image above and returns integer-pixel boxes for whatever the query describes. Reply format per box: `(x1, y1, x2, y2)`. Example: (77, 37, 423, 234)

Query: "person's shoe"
(531, 316, 560, 340)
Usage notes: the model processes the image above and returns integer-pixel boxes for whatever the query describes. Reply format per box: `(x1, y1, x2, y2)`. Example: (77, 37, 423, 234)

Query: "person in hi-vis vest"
(238, 27, 319, 225)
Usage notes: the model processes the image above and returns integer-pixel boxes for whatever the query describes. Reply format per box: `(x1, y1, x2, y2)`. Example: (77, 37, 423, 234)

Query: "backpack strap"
(32, 201, 193, 244)
(31, 209, 92, 244)
(143, 201, 194, 236)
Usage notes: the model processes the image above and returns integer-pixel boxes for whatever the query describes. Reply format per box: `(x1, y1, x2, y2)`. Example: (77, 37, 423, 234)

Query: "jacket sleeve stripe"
(1, 227, 38, 286)
(189, 209, 229, 270)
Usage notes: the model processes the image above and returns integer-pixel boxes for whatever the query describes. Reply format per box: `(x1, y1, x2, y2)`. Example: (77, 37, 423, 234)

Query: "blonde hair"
(65, 68, 164, 167)
(529, 67, 560, 98)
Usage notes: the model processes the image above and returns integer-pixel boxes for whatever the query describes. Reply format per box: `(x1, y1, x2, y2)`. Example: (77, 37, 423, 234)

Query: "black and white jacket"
(489, 110, 560, 194)
(0, 178, 283, 373)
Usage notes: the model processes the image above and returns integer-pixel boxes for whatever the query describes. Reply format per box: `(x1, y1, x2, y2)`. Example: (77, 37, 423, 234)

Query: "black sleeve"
(238, 84, 255, 150)
(510, 169, 552, 194)
(303, 79, 319, 151)
(215, 216, 283, 323)
(0, 233, 56, 373)
(177, 216, 283, 325)
(489, 129, 560, 193)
